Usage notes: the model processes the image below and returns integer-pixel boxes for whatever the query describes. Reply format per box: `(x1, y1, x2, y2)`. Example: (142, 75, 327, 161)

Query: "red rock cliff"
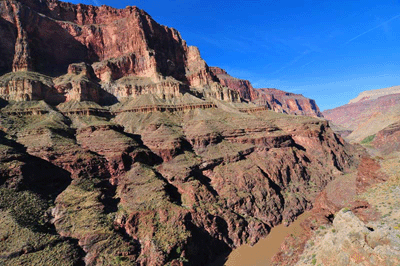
(0, 0, 218, 89)
(210, 67, 323, 117)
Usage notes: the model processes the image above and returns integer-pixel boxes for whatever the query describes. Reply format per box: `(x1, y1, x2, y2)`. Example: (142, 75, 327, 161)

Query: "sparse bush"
(342, 207, 351, 213)
(360, 134, 375, 145)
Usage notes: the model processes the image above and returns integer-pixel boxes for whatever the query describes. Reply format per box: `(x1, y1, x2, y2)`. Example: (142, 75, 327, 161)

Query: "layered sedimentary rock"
(0, 1, 360, 265)
(256, 88, 322, 117)
(0, 99, 360, 265)
(210, 67, 257, 101)
(0, 65, 104, 105)
(323, 91, 400, 143)
(349, 85, 400, 104)
(0, 0, 219, 89)
(53, 63, 101, 103)
(210, 67, 323, 117)
(0, 72, 51, 101)
(0, 0, 323, 115)
(370, 121, 400, 155)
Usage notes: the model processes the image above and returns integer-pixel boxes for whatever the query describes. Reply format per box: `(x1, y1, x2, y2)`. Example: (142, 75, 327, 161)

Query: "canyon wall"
(210, 67, 323, 117)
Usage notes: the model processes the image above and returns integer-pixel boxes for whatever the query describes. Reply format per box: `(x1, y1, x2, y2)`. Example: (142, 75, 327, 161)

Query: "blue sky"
(67, 0, 400, 111)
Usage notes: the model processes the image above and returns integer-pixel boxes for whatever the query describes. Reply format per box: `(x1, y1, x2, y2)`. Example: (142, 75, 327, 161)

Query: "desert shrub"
(360, 134, 375, 144)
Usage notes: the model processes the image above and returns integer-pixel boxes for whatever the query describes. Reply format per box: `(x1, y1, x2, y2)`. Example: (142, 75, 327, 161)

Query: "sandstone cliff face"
(210, 67, 258, 101)
(0, 0, 218, 88)
(0, 0, 241, 105)
(0, 72, 53, 101)
(256, 88, 322, 117)
(0, 0, 323, 116)
(210, 67, 323, 117)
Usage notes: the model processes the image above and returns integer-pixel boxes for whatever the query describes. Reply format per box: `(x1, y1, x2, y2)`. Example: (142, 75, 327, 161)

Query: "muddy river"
(209, 212, 310, 266)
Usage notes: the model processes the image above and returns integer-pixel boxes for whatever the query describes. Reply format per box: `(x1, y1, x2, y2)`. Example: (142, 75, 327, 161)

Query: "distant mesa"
(323, 85, 400, 144)
(348, 85, 400, 104)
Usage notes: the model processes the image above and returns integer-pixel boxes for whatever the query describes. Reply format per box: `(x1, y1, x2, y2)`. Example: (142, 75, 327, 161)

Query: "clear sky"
(67, 0, 400, 111)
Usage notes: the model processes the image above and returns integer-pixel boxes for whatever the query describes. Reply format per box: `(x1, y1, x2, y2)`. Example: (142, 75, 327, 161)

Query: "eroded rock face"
(210, 67, 323, 117)
(0, 0, 218, 90)
(0, 100, 360, 265)
(256, 88, 322, 117)
(210, 67, 258, 101)
(323, 93, 400, 143)
(372, 122, 400, 154)
(0, 0, 322, 114)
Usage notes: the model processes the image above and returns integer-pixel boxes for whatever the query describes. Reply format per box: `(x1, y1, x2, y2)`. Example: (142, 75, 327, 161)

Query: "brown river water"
(209, 212, 310, 266)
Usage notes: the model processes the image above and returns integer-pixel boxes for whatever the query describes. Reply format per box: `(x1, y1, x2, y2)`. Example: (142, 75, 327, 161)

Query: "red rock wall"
(210, 67, 323, 117)
(257, 88, 323, 117)
(0, 0, 218, 89)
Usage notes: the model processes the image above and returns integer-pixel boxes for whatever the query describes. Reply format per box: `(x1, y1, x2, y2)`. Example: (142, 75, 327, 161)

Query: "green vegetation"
(342, 207, 351, 213)
(311, 254, 317, 265)
(0, 188, 48, 231)
(0, 188, 82, 265)
(360, 134, 376, 145)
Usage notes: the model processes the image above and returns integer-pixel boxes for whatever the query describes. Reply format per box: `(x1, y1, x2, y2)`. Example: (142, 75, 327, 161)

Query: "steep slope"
(0, 0, 324, 119)
(256, 88, 322, 117)
(0, 100, 360, 265)
(0, 0, 241, 106)
(323, 89, 400, 143)
(210, 67, 322, 117)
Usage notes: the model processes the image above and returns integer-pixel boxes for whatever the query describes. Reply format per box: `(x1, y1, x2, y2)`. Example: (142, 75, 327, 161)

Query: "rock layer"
(210, 67, 322, 117)
(0, 1, 321, 117)
(323, 92, 400, 143)
(0, 100, 359, 265)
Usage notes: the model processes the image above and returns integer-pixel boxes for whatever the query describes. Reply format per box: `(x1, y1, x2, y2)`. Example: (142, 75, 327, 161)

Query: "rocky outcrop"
(0, 0, 362, 265)
(53, 63, 101, 103)
(0, 66, 103, 104)
(370, 122, 400, 155)
(295, 209, 400, 266)
(210, 67, 257, 101)
(11, 3, 33, 72)
(102, 76, 184, 101)
(0, 72, 53, 102)
(0, 0, 322, 113)
(256, 88, 323, 117)
(210, 67, 323, 117)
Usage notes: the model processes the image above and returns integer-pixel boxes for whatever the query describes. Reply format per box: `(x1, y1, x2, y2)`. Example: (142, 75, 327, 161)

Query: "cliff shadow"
(0, 97, 8, 109)
(0, 17, 17, 76)
(22, 7, 96, 76)
(184, 213, 232, 266)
